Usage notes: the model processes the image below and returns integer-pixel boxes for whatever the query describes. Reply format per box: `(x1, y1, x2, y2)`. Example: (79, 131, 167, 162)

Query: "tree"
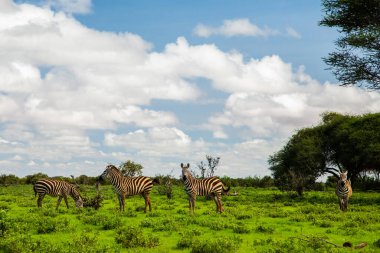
(319, 0, 380, 89)
(197, 155, 220, 178)
(320, 112, 380, 182)
(25, 173, 49, 184)
(119, 160, 143, 177)
(269, 127, 326, 196)
(269, 112, 380, 194)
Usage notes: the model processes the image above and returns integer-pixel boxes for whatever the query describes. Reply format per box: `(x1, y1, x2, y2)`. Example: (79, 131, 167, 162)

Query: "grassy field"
(1, 184, 380, 252)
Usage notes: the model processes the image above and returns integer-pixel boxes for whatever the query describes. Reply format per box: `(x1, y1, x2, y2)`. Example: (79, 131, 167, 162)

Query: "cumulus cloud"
(1, 1, 379, 177)
(104, 127, 208, 157)
(194, 18, 279, 38)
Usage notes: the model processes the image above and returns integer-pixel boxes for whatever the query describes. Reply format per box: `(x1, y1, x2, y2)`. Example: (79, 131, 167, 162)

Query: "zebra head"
(76, 196, 84, 208)
(338, 171, 349, 187)
(71, 186, 84, 208)
(181, 163, 191, 181)
(100, 164, 121, 181)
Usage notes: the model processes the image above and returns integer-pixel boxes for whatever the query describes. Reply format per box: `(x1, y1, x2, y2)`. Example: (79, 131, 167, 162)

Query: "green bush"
(190, 236, 242, 253)
(115, 226, 159, 248)
(374, 239, 380, 248)
(256, 225, 274, 234)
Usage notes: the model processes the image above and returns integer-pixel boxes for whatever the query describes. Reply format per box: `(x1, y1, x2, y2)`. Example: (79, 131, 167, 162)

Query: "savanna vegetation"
(1, 184, 380, 253)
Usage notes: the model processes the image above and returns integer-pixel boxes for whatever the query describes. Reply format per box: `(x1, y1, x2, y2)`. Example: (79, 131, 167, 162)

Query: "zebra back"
(101, 165, 153, 196)
(34, 179, 83, 206)
(181, 163, 228, 196)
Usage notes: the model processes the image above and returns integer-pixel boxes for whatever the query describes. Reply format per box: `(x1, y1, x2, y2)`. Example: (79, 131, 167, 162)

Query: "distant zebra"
(336, 171, 352, 212)
(99, 164, 154, 212)
(33, 179, 84, 210)
(181, 163, 230, 213)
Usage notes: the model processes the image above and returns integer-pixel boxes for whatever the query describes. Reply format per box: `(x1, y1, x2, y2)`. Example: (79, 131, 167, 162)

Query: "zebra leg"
(143, 193, 148, 213)
(191, 195, 196, 214)
(56, 196, 63, 210)
(217, 194, 224, 212)
(212, 194, 219, 212)
(120, 195, 125, 212)
(143, 193, 152, 212)
(343, 198, 348, 212)
(63, 195, 69, 209)
(37, 194, 45, 208)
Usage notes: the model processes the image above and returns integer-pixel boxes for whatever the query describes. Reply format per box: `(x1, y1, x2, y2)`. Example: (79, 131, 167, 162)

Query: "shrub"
(115, 226, 159, 248)
(232, 222, 250, 234)
(373, 239, 380, 248)
(190, 236, 242, 253)
(0, 210, 9, 237)
(256, 225, 274, 234)
(177, 229, 203, 249)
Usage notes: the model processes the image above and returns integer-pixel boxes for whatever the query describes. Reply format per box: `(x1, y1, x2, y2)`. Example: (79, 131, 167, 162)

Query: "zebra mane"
(107, 164, 123, 176)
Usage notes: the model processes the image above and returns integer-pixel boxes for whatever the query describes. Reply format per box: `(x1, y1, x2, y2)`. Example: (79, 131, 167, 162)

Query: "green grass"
(0, 185, 379, 252)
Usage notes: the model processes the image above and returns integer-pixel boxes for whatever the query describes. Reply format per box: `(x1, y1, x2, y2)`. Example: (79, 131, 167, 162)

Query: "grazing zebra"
(99, 164, 154, 212)
(33, 179, 84, 210)
(336, 171, 352, 212)
(181, 163, 230, 213)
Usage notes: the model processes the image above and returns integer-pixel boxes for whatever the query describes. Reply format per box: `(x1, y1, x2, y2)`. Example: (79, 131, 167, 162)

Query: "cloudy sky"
(1, 0, 379, 178)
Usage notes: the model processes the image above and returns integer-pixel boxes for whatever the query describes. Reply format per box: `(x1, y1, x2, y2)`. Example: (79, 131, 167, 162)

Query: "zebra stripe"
(33, 179, 83, 209)
(336, 171, 352, 212)
(99, 164, 153, 212)
(181, 163, 230, 213)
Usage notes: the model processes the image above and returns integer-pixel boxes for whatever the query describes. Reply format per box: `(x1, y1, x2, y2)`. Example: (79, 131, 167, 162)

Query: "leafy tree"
(269, 127, 326, 196)
(270, 112, 380, 194)
(321, 112, 380, 182)
(0, 174, 20, 185)
(25, 173, 49, 184)
(119, 160, 143, 177)
(320, 0, 380, 89)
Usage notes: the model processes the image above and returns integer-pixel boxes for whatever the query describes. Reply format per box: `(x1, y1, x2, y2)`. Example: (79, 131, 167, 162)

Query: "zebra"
(99, 164, 154, 212)
(336, 171, 352, 212)
(33, 179, 84, 210)
(181, 163, 230, 213)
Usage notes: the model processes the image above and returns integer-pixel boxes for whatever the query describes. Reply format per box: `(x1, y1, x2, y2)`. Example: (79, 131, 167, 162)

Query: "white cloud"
(194, 18, 278, 38)
(46, 0, 92, 14)
(104, 127, 207, 157)
(0, 1, 379, 178)
(286, 27, 301, 39)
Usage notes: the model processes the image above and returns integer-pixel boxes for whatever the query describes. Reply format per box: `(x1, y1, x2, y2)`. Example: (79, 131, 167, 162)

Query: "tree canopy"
(320, 0, 380, 89)
(119, 160, 143, 177)
(269, 112, 380, 195)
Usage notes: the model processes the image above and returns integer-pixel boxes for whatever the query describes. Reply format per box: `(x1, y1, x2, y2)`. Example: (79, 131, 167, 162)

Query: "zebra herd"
(33, 164, 353, 213)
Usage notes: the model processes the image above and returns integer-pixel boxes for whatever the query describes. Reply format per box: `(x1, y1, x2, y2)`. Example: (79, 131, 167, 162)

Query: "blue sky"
(1, 0, 379, 178)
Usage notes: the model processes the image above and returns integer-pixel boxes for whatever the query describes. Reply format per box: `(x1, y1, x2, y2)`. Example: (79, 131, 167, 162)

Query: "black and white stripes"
(100, 164, 154, 212)
(336, 171, 352, 212)
(181, 163, 230, 213)
(33, 179, 83, 209)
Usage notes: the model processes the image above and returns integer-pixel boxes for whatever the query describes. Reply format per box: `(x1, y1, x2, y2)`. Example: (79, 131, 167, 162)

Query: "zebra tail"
(223, 185, 230, 193)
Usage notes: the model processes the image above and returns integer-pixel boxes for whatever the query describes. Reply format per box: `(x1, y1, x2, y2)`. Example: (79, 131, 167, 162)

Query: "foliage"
(269, 127, 326, 196)
(1, 185, 380, 252)
(269, 112, 380, 195)
(115, 225, 159, 248)
(119, 160, 143, 177)
(320, 0, 380, 90)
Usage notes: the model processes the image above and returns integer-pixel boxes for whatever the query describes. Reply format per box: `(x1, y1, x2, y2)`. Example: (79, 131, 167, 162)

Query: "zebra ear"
(181, 163, 184, 168)
(187, 163, 190, 168)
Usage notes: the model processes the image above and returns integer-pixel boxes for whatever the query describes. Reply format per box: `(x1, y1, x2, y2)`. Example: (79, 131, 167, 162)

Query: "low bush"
(190, 236, 242, 253)
(115, 225, 159, 248)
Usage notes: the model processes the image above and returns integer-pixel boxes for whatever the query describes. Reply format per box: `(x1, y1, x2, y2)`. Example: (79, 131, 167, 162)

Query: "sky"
(0, 0, 379, 178)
